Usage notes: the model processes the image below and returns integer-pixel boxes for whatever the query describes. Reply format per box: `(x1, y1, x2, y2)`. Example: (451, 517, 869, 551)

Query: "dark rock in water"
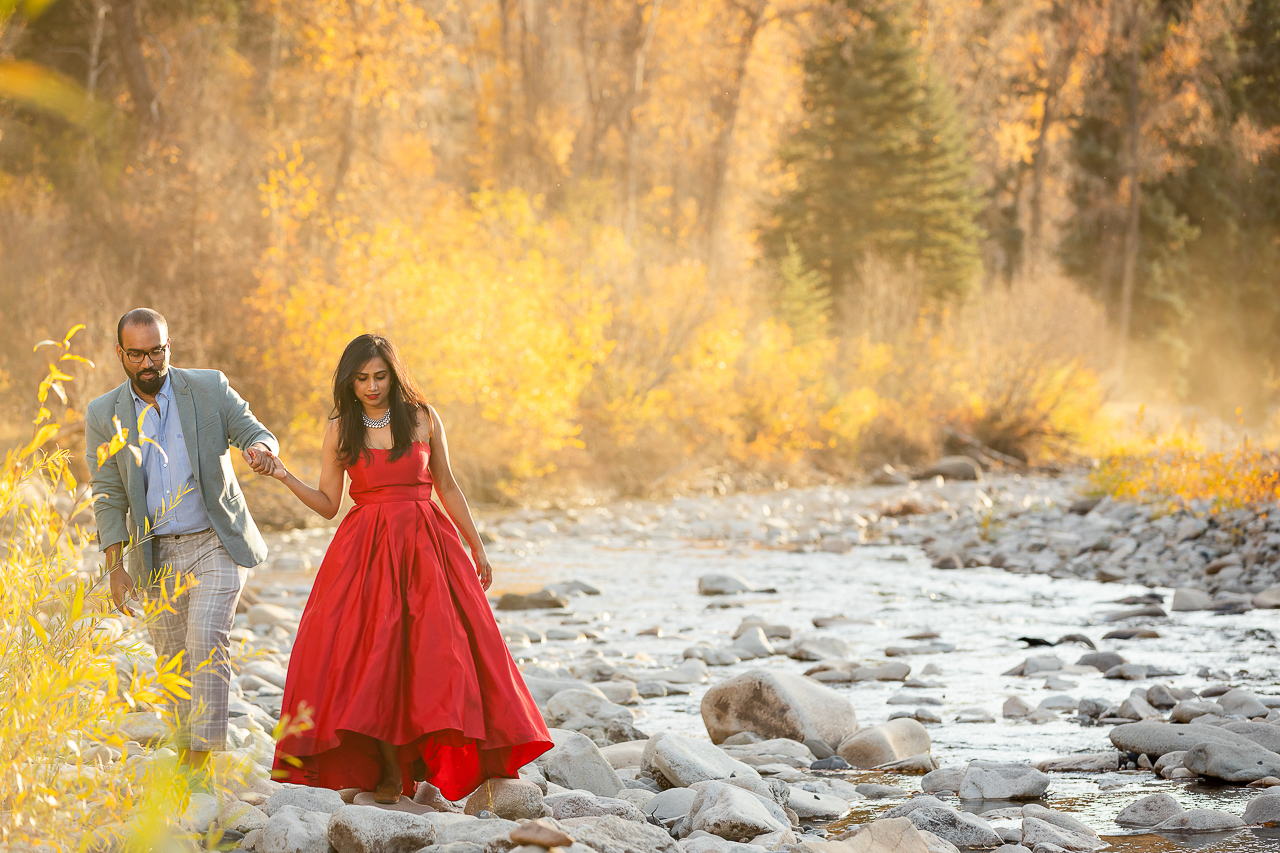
(1056, 633, 1096, 649)
(1101, 605, 1167, 622)
(810, 756, 850, 771)
(496, 591, 570, 611)
(1019, 637, 1055, 648)
(1103, 628, 1161, 640)
(932, 553, 963, 570)
(1078, 652, 1126, 671)
(1112, 594, 1165, 606)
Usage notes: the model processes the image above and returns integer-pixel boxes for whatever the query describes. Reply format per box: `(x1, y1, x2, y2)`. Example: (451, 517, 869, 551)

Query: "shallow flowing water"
(256, 509, 1280, 850)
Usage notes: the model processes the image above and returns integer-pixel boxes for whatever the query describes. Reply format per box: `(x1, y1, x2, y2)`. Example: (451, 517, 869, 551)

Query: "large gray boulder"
(258, 805, 332, 853)
(547, 791, 646, 822)
(568, 814, 682, 853)
(645, 788, 698, 825)
(958, 762, 1050, 800)
(1154, 809, 1246, 832)
(461, 778, 545, 820)
(836, 817, 931, 853)
(1222, 721, 1280, 754)
(264, 786, 346, 817)
(546, 689, 635, 731)
(428, 814, 518, 846)
(641, 731, 759, 787)
(1170, 700, 1223, 723)
(1243, 792, 1280, 826)
(920, 767, 965, 794)
(535, 728, 625, 796)
(1116, 793, 1184, 827)
(1019, 817, 1103, 852)
(902, 805, 1002, 848)
(326, 805, 435, 853)
(700, 669, 858, 747)
(686, 780, 789, 841)
(838, 719, 930, 770)
(1219, 688, 1269, 719)
(1183, 741, 1280, 782)
(1109, 721, 1258, 758)
(785, 786, 849, 821)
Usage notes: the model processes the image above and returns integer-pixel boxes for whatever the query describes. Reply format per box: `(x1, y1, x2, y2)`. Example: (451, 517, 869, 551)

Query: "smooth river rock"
(1108, 722, 1259, 759)
(701, 669, 858, 747)
(641, 731, 759, 787)
(1116, 793, 1184, 827)
(258, 805, 332, 853)
(326, 806, 436, 853)
(535, 729, 624, 797)
(1183, 741, 1280, 783)
(838, 719, 930, 770)
(958, 762, 1050, 800)
(686, 780, 789, 841)
(1154, 808, 1246, 832)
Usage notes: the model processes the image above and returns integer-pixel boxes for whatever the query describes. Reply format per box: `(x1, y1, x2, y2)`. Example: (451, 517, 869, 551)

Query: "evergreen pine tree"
(766, 2, 983, 303)
(775, 236, 833, 345)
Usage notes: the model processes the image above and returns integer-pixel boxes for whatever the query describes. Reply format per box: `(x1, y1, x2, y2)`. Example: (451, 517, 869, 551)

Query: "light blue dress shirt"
(131, 375, 211, 535)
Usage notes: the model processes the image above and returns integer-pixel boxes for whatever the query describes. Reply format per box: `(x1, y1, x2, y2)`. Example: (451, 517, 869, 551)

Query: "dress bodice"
(347, 441, 433, 504)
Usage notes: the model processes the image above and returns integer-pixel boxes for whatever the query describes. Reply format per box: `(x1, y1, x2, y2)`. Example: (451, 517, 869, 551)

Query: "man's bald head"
(117, 308, 167, 346)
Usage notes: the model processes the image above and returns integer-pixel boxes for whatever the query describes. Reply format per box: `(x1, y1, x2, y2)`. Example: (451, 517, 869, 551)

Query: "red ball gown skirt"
(272, 441, 552, 800)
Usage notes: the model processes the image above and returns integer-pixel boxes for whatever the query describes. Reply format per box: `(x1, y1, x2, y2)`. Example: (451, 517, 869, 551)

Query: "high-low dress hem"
(271, 441, 552, 800)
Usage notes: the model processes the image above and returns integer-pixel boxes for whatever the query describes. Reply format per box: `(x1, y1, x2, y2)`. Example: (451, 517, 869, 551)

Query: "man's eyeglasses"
(122, 342, 170, 364)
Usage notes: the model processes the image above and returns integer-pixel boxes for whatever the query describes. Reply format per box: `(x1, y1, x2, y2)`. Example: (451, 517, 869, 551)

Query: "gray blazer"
(85, 367, 278, 584)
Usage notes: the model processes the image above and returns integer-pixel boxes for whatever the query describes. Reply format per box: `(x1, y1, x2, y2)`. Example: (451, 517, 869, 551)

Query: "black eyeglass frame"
(121, 341, 171, 364)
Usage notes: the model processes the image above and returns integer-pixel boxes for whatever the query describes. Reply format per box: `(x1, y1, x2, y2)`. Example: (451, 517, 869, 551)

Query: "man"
(86, 308, 277, 767)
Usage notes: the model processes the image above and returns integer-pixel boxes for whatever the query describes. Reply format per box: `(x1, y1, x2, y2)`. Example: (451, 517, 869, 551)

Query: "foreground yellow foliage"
(0, 329, 297, 849)
(1092, 422, 1280, 514)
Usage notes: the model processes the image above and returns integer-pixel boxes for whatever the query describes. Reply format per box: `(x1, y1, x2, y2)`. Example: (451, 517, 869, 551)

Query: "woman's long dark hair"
(332, 334, 430, 467)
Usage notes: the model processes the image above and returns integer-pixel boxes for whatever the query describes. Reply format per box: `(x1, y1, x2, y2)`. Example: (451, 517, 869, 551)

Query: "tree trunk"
(703, 0, 765, 284)
(1116, 43, 1142, 375)
(625, 0, 662, 240)
(113, 0, 160, 124)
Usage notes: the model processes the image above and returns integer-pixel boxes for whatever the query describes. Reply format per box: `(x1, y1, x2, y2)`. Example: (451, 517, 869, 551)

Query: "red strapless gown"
(271, 441, 552, 800)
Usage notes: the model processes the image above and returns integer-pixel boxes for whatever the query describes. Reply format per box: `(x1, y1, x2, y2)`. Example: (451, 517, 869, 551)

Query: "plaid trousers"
(145, 529, 247, 752)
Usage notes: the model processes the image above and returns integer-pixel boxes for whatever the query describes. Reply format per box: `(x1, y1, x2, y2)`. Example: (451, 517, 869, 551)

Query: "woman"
(259, 334, 552, 803)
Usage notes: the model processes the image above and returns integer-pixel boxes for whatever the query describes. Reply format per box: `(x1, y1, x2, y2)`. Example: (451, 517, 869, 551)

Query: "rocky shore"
(92, 465, 1280, 851)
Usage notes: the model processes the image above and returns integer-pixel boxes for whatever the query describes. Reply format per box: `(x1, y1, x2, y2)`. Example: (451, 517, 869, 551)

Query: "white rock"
(642, 732, 759, 788)
(258, 805, 332, 853)
(535, 728, 624, 797)
(958, 762, 1050, 800)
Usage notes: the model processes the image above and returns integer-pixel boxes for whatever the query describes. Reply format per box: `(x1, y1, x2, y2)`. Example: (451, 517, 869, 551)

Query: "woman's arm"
(423, 406, 493, 590)
(264, 419, 347, 520)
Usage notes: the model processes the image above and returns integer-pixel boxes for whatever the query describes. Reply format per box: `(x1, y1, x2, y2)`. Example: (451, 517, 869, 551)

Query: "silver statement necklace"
(362, 408, 391, 429)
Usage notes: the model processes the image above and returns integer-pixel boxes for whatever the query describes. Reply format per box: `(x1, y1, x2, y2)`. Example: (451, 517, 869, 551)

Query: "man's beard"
(131, 366, 166, 395)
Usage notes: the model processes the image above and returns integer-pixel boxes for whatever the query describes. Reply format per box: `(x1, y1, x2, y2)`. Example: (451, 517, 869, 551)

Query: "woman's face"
(354, 356, 392, 410)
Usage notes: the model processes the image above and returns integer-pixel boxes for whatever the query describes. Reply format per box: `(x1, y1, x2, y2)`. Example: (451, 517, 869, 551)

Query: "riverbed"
(248, 475, 1280, 850)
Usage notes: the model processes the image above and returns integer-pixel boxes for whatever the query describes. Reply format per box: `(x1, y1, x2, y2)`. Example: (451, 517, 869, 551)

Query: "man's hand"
(243, 442, 274, 475)
(259, 450, 290, 481)
(105, 544, 138, 617)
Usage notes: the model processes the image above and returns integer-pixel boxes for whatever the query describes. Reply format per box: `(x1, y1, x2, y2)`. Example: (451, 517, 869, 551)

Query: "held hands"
(242, 444, 274, 475)
(244, 446, 289, 481)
